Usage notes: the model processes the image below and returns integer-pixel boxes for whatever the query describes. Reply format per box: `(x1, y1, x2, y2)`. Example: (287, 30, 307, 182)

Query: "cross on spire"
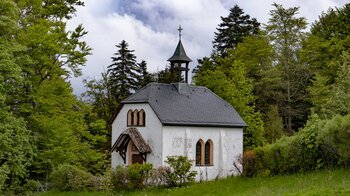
(178, 25, 183, 39)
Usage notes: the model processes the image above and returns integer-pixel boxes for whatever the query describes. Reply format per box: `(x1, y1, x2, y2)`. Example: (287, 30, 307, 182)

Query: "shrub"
(164, 156, 197, 187)
(110, 165, 127, 191)
(316, 115, 350, 168)
(50, 164, 95, 191)
(126, 163, 152, 189)
(241, 150, 258, 177)
(148, 166, 171, 186)
(253, 114, 350, 176)
(110, 163, 153, 190)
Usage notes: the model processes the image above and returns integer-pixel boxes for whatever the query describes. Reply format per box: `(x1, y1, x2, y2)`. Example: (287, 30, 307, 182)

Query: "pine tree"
(213, 4, 260, 56)
(107, 40, 141, 103)
(137, 60, 154, 88)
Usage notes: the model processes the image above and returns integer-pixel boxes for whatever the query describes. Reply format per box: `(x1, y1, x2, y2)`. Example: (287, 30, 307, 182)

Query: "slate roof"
(167, 40, 192, 62)
(119, 83, 246, 128)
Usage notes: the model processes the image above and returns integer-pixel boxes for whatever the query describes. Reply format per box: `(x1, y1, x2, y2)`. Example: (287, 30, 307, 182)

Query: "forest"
(0, 0, 350, 194)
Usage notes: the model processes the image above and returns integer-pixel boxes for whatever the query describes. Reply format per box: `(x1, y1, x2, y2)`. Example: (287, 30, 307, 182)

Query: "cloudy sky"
(68, 0, 348, 95)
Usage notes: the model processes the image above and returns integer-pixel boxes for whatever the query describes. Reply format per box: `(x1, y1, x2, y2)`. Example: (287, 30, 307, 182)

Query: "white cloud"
(68, 0, 348, 95)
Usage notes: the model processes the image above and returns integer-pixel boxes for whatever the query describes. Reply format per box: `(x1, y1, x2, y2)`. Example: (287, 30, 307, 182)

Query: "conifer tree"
(137, 60, 154, 88)
(213, 4, 260, 56)
(107, 40, 141, 103)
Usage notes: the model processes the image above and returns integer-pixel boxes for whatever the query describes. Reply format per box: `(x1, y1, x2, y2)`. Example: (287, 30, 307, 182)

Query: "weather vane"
(178, 25, 183, 39)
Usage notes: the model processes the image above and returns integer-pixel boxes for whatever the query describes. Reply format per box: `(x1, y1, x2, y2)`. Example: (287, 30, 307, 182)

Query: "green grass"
(38, 169, 350, 196)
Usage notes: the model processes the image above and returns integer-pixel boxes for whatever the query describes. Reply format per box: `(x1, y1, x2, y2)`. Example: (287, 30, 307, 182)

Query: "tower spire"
(168, 26, 192, 83)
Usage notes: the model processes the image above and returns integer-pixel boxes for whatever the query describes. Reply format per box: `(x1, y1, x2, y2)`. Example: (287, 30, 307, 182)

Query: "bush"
(110, 163, 152, 190)
(127, 163, 152, 189)
(252, 114, 350, 176)
(110, 165, 127, 191)
(164, 156, 197, 187)
(148, 166, 171, 186)
(316, 115, 350, 168)
(241, 150, 258, 177)
(50, 164, 96, 191)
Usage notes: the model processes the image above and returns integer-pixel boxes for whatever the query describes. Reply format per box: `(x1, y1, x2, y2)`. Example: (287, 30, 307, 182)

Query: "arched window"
(205, 140, 213, 165)
(127, 110, 133, 126)
(196, 139, 204, 166)
(139, 109, 145, 126)
(133, 109, 139, 126)
(127, 109, 146, 126)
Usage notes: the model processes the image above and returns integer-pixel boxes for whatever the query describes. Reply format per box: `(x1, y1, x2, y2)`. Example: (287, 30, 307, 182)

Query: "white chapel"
(111, 28, 246, 181)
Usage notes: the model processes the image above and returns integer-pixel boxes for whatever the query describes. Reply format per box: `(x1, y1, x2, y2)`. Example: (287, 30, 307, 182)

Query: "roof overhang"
(111, 128, 151, 163)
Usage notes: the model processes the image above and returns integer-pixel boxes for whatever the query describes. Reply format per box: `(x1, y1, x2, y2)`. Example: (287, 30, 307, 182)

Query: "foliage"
(213, 4, 260, 56)
(82, 73, 116, 123)
(0, 1, 35, 193)
(110, 165, 127, 191)
(250, 113, 350, 176)
(50, 164, 96, 191)
(29, 78, 107, 179)
(127, 163, 153, 189)
(110, 163, 153, 190)
(164, 156, 197, 187)
(266, 3, 311, 133)
(137, 60, 155, 88)
(303, 3, 350, 115)
(0, 109, 35, 193)
(316, 115, 350, 167)
(318, 52, 350, 118)
(194, 56, 265, 148)
(264, 105, 284, 143)
(107, 40, 141, 103)
(232, 33, 274, 79)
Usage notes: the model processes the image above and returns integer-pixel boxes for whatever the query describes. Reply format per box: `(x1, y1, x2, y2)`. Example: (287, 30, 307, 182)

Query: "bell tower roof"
(167, 25, 192, 63)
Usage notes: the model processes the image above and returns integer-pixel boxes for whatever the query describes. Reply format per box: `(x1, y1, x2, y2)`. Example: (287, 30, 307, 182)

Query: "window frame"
(195, 139, 205, 166)
(204, 140, 214, 166)
(127, 109, 146, 127)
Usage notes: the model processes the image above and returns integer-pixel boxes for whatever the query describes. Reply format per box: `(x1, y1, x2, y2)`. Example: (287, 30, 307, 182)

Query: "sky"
(67, 0, 348, 95)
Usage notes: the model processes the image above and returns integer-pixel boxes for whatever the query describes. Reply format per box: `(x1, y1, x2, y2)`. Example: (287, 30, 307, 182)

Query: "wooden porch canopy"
(111, 127, 152, 164)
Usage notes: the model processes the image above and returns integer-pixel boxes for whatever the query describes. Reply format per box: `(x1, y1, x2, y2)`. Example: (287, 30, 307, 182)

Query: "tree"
(303, 3, 350, 114)
(0, 0, 109, 191)
(194, 53, 265, 148)
(213, 4, 260, 56)
(266, 3, 311, 133)
(107, 40, 141, 103)
(264, 105, 284, 143)
(319, 52, 350, 118)
(83, 73, 116, 123)
(0, 1, 34, 192)
(28, 77, 107, 180)
(137, 60, 154, 88)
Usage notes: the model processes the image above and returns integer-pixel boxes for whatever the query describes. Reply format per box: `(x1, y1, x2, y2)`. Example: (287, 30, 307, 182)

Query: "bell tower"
(167, 25, 192, 83)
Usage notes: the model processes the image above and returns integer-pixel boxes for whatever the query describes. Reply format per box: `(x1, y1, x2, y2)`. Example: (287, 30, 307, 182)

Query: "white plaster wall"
(111, 103, 163, 168)
(162, 126, 243, 181)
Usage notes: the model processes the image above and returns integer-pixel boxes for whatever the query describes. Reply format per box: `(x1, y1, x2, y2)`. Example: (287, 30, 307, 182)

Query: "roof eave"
(162, 122, 247, 128)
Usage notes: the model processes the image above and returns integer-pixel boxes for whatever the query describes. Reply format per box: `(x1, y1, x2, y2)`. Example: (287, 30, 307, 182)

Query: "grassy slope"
(39, 169, 350, 196)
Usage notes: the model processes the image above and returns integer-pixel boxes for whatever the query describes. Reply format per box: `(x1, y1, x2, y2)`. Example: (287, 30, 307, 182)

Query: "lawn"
(38, 169, 350, 196)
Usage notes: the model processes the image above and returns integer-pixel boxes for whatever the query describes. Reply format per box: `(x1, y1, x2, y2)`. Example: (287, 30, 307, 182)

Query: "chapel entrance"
(112, 127, 152, 165)
(128, 141, 144, 164)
